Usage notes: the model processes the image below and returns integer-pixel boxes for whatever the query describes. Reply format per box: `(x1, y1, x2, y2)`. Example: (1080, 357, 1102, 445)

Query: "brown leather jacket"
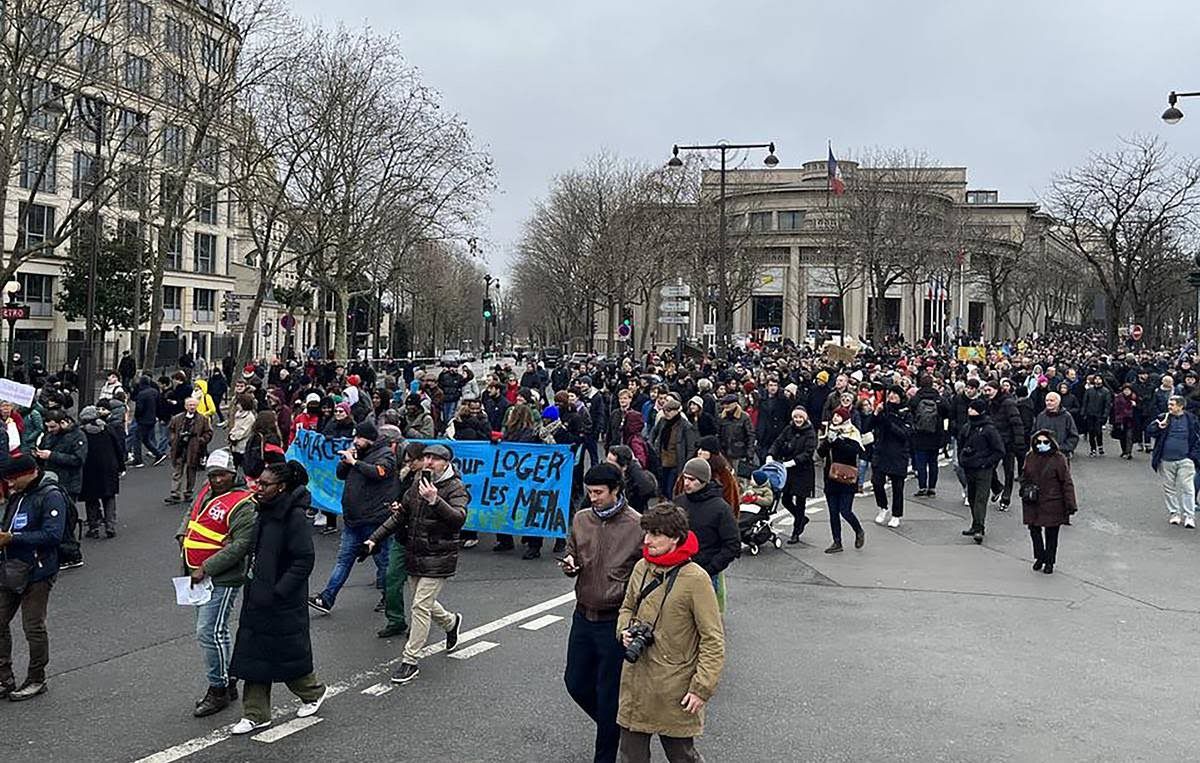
(563, 503, 643, 621)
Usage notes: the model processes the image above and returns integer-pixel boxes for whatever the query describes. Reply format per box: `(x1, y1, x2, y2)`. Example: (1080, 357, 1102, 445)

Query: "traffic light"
(618, 309, 633, 341)
(482, 298, 494, 321)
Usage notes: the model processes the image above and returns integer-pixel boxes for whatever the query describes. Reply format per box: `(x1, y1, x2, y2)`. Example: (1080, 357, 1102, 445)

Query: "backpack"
(913, 397, 941, 434)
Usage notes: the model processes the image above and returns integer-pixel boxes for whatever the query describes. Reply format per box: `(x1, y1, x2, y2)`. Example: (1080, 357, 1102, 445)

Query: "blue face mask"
(1035, 442, 1051, 453)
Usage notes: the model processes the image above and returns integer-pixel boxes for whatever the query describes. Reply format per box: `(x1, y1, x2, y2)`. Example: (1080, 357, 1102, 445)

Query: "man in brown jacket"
(561, 463, 643, 763)
(166, 397, 214, 503)
(617, 503, 724, 763)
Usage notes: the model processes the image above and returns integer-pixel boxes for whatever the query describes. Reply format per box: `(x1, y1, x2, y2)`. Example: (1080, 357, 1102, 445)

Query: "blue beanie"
(542, 405, 560, 422)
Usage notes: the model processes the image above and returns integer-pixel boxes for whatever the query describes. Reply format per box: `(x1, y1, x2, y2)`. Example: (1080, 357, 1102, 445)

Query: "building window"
(77, 35, 111, 79)
(196, 184, 217, 224)
(194, 232, 216, 273)
(117, 165, 148, 208)
(163, 286, 183, 321)
(19, 140, 56, 193)
(748, 211, 773, 232)
(80, 0, 109, 19)
(806, 295, 844, 333)
(17, 273, 54, 317)
(126, 0, 151, 35)
(18, 203, 56, 250)
(751, 295, 784, 331)
(193, 288, 215, 323)
(162, 68, 186, 105)
(966, 190, 999, 205)
(200, 34, 224, 70)
(72, 151, 102, 199)
(164, 17, 189, 56)
(23, 16, 62, 55)
(117, 108, 148, 154)
(197, 135, 219, 175)
(161, 123, 186, 166)
(160, 174, 184, 217)
(75, 96, 105, 143)
(778, 210, 804, 231)
(116, 219, 144, 245)
(162, 226, 183, 270)
(123, 53, 150, 93)
(26, 79, 62, 131)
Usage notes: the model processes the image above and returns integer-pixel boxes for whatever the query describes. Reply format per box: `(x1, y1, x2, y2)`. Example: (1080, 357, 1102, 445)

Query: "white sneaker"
(297, 685, 331, 718)
(231, 718, 271, 735)
(874, 509, 890, 525)
(887, 516, 901, 528)
(1169, 514, 1182, 526)
(1186, 517, 1196, 529)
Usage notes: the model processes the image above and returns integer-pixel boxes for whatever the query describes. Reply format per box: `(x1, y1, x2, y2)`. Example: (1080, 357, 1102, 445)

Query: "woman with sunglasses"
(1019, 430, 1077, 574)
(228, 461, 329, 735)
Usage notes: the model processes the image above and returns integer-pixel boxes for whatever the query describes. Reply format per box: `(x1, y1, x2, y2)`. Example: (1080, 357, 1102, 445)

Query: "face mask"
(1035, 442, 1051, 453)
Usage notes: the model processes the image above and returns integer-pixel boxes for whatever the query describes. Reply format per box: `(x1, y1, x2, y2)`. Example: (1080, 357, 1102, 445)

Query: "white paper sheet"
(172, 576, 213, 606)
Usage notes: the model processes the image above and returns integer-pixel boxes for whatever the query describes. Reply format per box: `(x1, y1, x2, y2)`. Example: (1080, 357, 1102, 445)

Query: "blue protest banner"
(285, 427, 350, 515)
(415, 439, 575, 539)
(284, 430, 575, 537)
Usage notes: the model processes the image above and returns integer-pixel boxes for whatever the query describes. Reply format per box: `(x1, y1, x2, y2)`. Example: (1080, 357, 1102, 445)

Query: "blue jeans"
(195, 584, 239, 688)
(320, 523, 388, 607)
(913, 449, 939, 490)
(659, 466, 678, 499)
(856, 458, 870, 490)
(826, 490, 863, 544)
(155, 421, 171, 454)
(441, 401, 458, 429)
(564, 612, 624, 763)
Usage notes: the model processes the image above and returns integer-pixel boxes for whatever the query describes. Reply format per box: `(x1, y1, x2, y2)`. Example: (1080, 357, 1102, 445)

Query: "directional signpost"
(658, 283, 691, 358)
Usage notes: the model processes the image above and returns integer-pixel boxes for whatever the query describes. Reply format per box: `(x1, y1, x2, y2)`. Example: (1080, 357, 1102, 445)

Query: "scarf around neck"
(593, 496, 625, 521)
(643, 530, 699, 567)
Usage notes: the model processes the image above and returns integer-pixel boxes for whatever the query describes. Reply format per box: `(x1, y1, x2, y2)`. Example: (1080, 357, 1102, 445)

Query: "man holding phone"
(360, 443, 468, 685)
(561, 463, 644, 763)
(1147, 395, 1200, 527)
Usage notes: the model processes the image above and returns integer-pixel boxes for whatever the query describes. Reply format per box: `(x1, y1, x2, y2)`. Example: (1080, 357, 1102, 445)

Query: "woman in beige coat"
(617, 503, 724, 763)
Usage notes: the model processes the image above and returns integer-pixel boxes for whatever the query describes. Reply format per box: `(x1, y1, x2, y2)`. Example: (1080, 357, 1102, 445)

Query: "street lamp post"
(1162, 90, 1200, 124)
(667, 141, 779, 348)
(77, 99, 105, 405)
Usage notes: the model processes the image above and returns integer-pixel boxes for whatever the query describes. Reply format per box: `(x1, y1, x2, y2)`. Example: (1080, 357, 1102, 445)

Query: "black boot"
(552, 538, 566, 554)
(193, 685, 231, 717)
(786, 530, 801, 545)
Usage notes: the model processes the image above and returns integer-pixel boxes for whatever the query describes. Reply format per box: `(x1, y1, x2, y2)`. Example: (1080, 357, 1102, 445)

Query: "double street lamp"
(666, 141, 779, 348)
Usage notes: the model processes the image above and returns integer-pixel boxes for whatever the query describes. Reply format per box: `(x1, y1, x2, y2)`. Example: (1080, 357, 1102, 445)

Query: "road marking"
(448, 640, 498, 660)
(252, 717, 324, 743)
(129, 589, 577, 763)
(519, 614, 563, 631)
(361, 683, 392, 696)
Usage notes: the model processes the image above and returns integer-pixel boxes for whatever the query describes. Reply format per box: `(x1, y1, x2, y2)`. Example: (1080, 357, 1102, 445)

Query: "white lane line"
(448, 640, 498, 660)
(129, 589, 577, 763)
(519, 614, 564, 631)
(252, 717, 324, 743)
(361, 683, 392, 696)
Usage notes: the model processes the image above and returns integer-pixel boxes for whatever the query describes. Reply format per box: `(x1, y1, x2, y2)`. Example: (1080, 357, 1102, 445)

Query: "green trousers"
(385, 538, 408, 628)
(242, 672, 324, 723)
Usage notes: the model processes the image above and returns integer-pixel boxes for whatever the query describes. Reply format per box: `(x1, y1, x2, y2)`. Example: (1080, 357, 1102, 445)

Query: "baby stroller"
(739, 462, 786, 555)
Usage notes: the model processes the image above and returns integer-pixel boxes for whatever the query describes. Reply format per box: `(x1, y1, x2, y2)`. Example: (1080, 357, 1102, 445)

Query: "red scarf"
(643, 531, 699, 567)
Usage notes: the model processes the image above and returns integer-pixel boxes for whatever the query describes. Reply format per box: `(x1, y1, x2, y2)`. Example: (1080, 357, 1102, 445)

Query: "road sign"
(1, 305, 28, 323)
(657, 315, 689, 325)
(280, 313, 296, 331)
(660, 285, 691, 298)
(1131, 323, 1144, 341)
(617, 324, 631, 338)
(703, 323, 716, 336)
(659, 300, 690, 313)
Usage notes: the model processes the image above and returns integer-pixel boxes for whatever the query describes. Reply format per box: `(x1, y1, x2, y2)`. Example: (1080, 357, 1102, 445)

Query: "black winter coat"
(989, 392, 1027, 454)
(673, 482, 739, 577)
(453, 411, 493, 441)
(957, 415, 1005, 471)
(79, 423, 122, 500)
(909, 388, 948, 451)
(868, 405, 912, 476)
(755, 394, 792, 452)
(624, 462, 659, 512)
(335, 439, 398, 527)
(229, 487, 315, 684)
(770, 422, 817, 499)
(41, 426, 87, 496)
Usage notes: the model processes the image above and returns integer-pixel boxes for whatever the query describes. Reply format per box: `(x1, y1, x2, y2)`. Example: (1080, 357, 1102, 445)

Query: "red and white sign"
(1131, 324, 1144, 341)
(1, 305, 28, 322)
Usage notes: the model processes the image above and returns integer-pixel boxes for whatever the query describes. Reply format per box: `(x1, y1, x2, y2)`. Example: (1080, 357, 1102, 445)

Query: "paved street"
(2, 442, 1197, 762)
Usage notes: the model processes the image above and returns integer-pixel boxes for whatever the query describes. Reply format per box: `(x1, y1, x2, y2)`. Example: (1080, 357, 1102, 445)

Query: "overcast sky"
(291, 0, 1200, 275)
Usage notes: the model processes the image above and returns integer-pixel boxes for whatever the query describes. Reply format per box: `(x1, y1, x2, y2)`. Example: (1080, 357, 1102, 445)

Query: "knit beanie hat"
(683, 457, 711, 483)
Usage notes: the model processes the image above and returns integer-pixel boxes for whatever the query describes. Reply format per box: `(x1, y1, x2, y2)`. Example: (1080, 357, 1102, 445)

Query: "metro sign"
(1, 305, 29, 322)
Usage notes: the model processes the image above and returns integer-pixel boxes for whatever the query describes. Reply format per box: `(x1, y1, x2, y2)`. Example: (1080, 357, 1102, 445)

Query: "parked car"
(540, 347, 563, 365)
(439, 349, 463, 366)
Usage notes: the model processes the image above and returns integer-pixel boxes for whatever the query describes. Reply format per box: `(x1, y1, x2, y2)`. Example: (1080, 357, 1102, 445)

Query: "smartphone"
(420, 469, 433, 483)
(555, 556, 578, 569)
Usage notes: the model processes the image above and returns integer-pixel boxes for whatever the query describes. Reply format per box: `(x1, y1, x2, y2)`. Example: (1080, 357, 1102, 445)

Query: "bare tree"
(1044, 134, 1200, 349)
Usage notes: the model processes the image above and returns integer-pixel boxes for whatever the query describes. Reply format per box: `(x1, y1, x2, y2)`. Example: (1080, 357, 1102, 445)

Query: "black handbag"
(1019, 459, 1053, 502)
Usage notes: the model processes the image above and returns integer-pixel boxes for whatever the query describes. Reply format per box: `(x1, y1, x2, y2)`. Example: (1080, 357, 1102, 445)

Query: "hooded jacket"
(41, 423, 88, 496)
(957, 413, 1006, 471)
(1020, 431, 1077, 527)
(0, 472, 68, 583)
(717, 404, 755, 460)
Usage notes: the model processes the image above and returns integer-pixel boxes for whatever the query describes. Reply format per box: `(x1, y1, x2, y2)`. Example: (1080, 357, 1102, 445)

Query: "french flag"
(827, 144, 845, 196)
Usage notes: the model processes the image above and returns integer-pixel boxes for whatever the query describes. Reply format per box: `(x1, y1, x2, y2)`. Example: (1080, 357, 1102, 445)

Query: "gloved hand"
(764, 455, 775, 463)
(354, 541, 375, 563)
